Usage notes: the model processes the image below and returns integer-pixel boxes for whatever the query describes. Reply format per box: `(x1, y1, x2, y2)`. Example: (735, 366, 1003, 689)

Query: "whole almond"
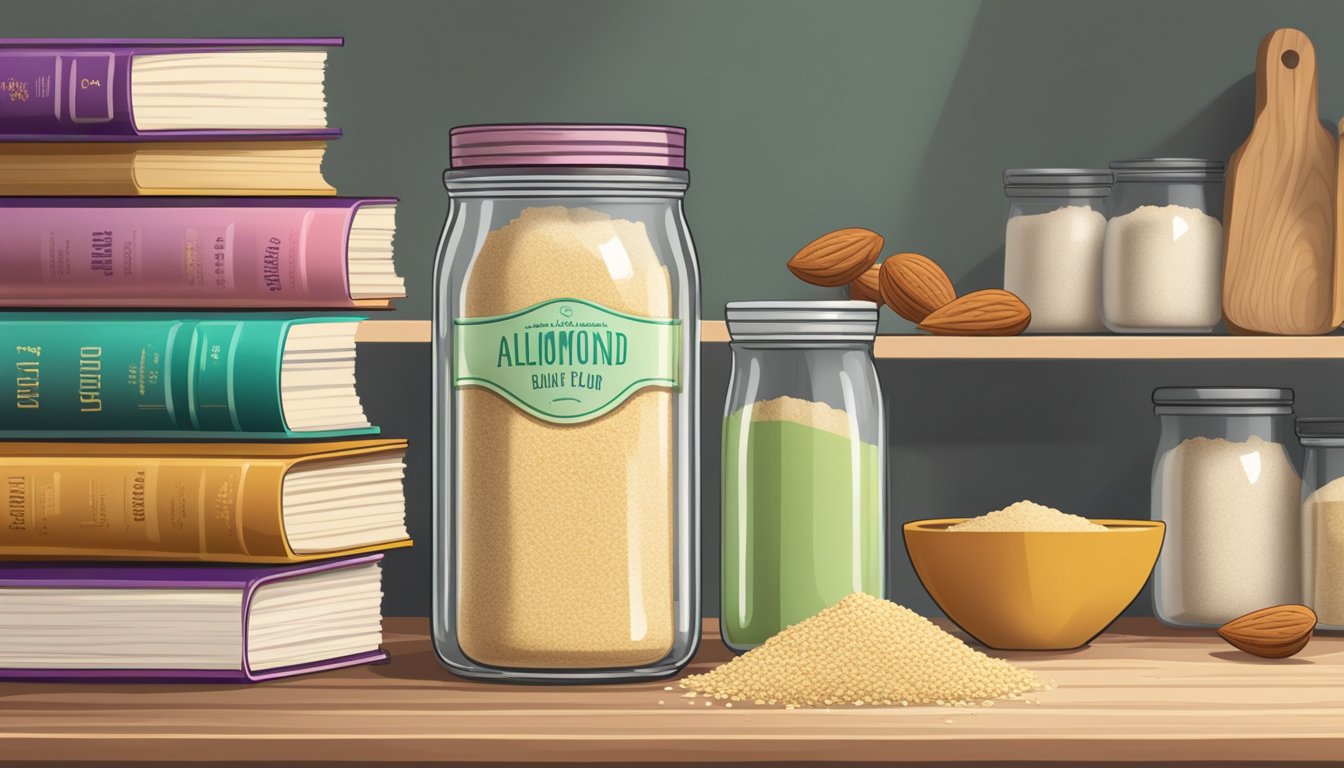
(879, 252, 957, 323)
(916, 289, 1031, 336)
(788, 228, 884, 287)
(849, 264, 883, 303)
(1217, 604, 1316, 659)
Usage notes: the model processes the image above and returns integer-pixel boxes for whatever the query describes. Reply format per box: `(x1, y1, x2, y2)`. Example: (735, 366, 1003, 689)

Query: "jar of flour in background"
(1151, 388, 1301, 628)
(433, 124, 700, 682)
(1002, 169, 1112, 333)
(1101, 158, 1225, 333)
(1296, 418, 1344, 630)
(720, 301, 885, 652)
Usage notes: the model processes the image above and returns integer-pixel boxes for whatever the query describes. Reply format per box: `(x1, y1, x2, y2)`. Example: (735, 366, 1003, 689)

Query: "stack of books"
(0, 38, 410, 682)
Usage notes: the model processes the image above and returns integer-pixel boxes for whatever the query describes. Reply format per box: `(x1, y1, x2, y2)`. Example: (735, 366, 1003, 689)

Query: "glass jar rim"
(725, 300, 878, 343)
(1003, 168, 1112, 198)
(1297, 417, 1344, 443)
(1111, 157, 1225, 183)
(1153, 386, 1294, 415)
(443, 166, 688, 198)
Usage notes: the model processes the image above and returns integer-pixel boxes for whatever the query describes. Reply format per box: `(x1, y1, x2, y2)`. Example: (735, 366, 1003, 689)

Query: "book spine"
(0, 454, 289, 559)
(0, 202, 360, 307)
(0, 316, 292, 434)
(0, 51, 135, 135)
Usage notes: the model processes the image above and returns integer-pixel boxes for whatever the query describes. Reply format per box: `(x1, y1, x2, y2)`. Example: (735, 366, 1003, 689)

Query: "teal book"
(2, 314, 377, 438)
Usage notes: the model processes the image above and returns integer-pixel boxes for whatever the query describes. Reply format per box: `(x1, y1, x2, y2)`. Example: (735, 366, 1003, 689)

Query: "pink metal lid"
(450, 124, 686, 169)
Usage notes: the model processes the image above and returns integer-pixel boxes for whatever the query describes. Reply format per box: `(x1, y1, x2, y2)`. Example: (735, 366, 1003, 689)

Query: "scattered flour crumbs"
(679, 593, 1042, 709)
(950, 500, 1108, 532)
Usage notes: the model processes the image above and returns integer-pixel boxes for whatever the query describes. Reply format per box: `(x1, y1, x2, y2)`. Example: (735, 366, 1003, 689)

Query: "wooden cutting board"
(1223, 28, 1337, 335)
(1335, 117, 1344, 328)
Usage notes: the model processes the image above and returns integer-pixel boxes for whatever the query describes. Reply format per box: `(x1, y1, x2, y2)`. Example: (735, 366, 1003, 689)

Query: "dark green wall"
(12, 0, 1344, 324)
(8, 2, 1344, 620)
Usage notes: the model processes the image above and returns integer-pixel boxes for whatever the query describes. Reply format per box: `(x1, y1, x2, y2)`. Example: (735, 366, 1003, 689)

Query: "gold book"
(0, 141, 335, 196)
(0, 439, 410, 562)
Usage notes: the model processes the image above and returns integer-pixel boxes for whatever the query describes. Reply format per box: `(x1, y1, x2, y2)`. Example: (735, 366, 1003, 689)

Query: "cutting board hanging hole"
(1282, 50, 1300, 69)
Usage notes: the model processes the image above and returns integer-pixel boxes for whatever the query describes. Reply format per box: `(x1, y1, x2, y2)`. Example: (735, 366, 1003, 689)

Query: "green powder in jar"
(721, 396, 883, 649)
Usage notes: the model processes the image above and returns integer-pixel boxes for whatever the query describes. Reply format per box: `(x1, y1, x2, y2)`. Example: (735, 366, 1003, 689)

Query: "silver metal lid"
(1153, 387, 1294, 415)
(1297, 418, 1344, 444)
(1003, 168, 1113, 186)
(724, 300, 879, 343)
(1111, 158, 1225, 182)
(1003, 168, 1113, 198)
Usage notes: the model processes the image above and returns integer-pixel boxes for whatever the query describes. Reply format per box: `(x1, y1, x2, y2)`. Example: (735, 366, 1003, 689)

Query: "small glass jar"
(1297, 418, 1344, 630)
(1002, 168, 1112, 334)
(433, 124, 700, 682)
(1151, 387, 1301, 627)
(720, 301, 886, 652)
(1101, 158, 1226, 333)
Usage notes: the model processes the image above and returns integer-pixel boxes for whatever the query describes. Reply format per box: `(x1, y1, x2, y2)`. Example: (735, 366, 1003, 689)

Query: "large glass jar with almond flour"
(433, 124, 700, 682)
(1151, 388, 1301, 628)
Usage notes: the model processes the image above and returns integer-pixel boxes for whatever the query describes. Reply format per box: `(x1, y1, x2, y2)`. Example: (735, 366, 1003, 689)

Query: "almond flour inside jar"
(457, 206, 676, 668)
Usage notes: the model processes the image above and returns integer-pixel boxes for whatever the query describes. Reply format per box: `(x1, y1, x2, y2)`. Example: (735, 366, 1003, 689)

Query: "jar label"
(454, 298, 682, 423)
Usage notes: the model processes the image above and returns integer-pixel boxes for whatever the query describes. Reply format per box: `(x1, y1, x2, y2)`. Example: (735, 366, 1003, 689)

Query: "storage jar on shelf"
(1297, 418, 1344, 629)
(1002, 168, 1112, 333)
(1150, 387, 1301, 628)
(1101, 158, 1225, 333)
(433, 124, 700, 682)
(720, 301, 886, 652)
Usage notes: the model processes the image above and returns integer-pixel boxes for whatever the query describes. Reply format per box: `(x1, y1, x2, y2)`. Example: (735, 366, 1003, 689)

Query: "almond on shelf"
(787, 227, 884, 286)
(849, 263, 883, 303)
(878, 252, 956, 323)
(917, 289, 1031, 336)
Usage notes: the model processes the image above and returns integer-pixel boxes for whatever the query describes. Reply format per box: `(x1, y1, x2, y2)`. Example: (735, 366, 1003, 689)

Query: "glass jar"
(720, 301, 886, 652)
(1296, 418, 1344, 629)
(1002, 168, 1112, 334)
(1151, 387, 1301, 627)
(1101, 158, 1226, 333)
(433, 124, 700, 682)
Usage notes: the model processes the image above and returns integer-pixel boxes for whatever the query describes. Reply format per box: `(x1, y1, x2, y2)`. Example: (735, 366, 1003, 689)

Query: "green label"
(454, 298, 681, 423)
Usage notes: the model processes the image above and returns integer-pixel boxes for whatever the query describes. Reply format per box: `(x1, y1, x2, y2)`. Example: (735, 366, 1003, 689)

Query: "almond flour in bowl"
(949, 500, 1108, 532)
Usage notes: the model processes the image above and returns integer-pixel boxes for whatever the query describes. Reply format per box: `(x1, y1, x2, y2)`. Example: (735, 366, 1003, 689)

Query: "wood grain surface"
(1, 618, 1342, 766)
(1335, 117, 1344, 328)
(1223, 28, 1338, 335)
(370, 319, 1344, 359)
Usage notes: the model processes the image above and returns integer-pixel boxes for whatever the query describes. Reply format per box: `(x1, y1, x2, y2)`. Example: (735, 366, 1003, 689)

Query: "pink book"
(0, 197, 403, 309)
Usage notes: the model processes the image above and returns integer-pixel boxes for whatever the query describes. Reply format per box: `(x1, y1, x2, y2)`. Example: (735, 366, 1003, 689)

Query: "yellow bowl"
(902, 519, 1165, 650)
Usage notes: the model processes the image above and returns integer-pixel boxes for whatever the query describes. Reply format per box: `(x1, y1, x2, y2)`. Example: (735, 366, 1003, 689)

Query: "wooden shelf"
(868, 334, 1344, 359)
(3, 617, 1341, 766)
(362, 320, 1344, 358)
(355, 320, 431, 343)
(706, 321, 1344, 358)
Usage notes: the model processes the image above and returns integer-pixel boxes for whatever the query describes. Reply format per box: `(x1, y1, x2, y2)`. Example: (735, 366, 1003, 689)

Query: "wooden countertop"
(2, 617, 1342, 766)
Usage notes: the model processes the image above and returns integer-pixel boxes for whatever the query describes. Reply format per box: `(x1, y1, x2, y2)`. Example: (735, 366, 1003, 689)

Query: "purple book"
(0, 38, 343, 141)
(0, 553, 388, 682)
